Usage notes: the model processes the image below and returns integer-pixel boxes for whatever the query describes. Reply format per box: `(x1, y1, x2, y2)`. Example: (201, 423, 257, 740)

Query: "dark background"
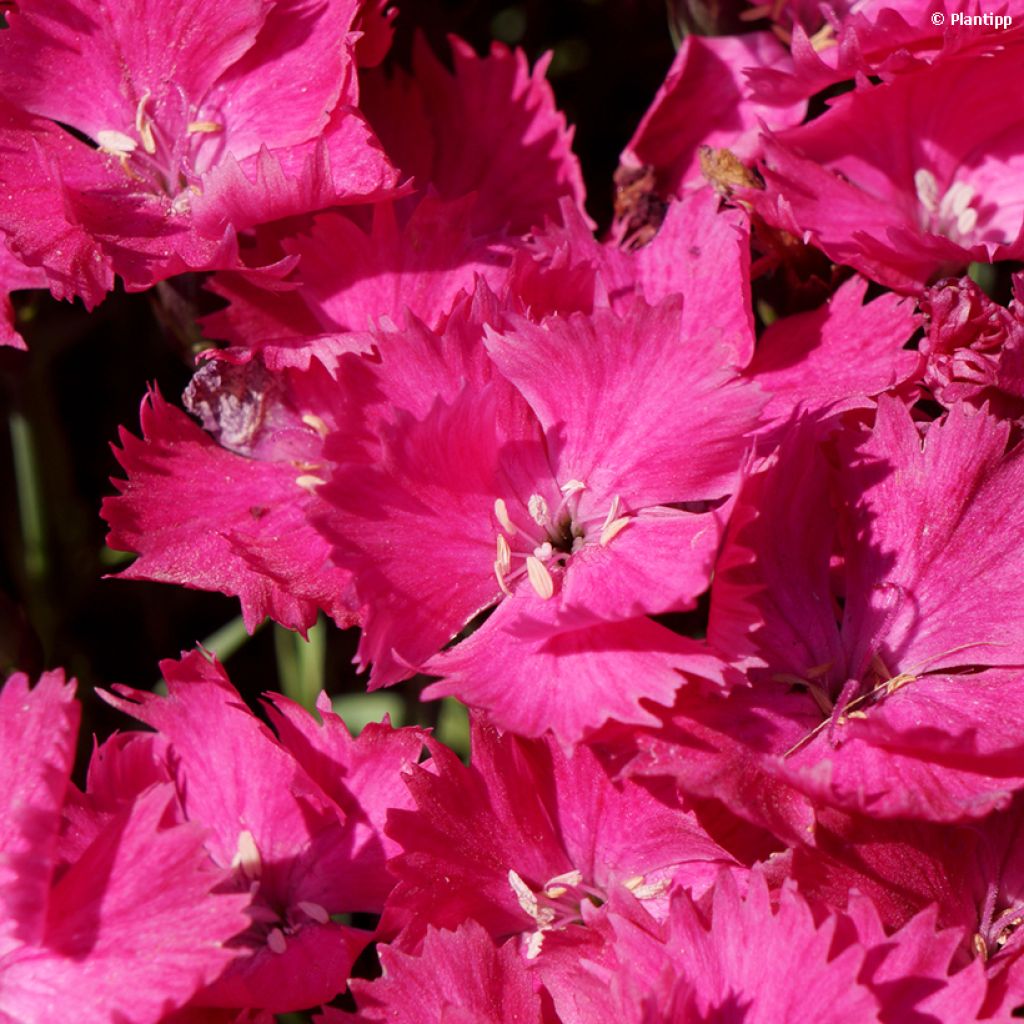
(0, 0, 678, 754)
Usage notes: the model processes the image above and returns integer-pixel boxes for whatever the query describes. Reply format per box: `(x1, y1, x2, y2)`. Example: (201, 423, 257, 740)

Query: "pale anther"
(96, 130, 138, 156)
(528, 494, 550, 527)
(494, 497, 517, 535)
(601, 495, 621, 532)
(496, 534, 512, 575)
(560, 479, 586, 495)
(135, 90, 156, 155)
(298, 901, 330, 924)
(526, 556, 554, 600)
(267, 928, 288, 954)
(627, 878, 670, 900)
(295, 474, 326, 491)
(232, 829, 262, 878)
(599, 516, 631, 547)
(188, 120, 223, 134)
(301, 412, 329, 437)
(508, 870, 540, 916)
(914, 169, 939, 212)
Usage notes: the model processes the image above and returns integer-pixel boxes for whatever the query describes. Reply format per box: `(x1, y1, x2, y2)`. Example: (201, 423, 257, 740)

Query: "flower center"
(492, 482, 632, 600)
(225, 829, 331, 955)
(914, 168, 979, 244)
(94, 85, 224, 206)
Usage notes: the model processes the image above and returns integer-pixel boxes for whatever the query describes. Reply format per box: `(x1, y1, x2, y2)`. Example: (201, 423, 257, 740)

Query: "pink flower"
(0, 669, 249, 1023)
(621, 32, 805, 198)
(0, 0, 398, 305)
(652, 398, 1024, 824)
(362, 36, 587, 236)
(539, 873, 880, 1024)
(322, 296, 761, 740)
(752, 44, 1024, 291)
(103, 358, 359, 635)
(331, 921, 548, 1024)
(101, 649, 426, 1012)
(383, 719, 738, 957)
(921, 274, 1024, 411)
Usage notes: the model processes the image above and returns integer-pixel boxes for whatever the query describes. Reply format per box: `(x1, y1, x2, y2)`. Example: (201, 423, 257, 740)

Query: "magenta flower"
(622, 32, 805, 196)
(753, 44, 1024, 291)
(331, 921, 548, 1024)
(0, 669, 249, 1023)
(362, 36, 587, 236)
(0, 0, 398, 306)
(921, 274, 1024, 411)
(323, 296, 761, 740)
(538, 873, 880, 1024)
(659, 398, 1024, 823)
(383, 719, 738, 957)
(102, 650, 426, 1012)
(103, 358, 359, 634)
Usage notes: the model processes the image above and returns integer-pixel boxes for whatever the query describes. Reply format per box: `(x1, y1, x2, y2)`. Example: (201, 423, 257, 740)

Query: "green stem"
(201, 614, 262, 662)
(9, 409, 47, 587)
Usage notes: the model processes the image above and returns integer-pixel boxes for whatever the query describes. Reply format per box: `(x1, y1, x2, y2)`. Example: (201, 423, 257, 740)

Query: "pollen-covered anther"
(543, 869, 583, 898)
(297, 900, 330, 924)
(494, 497, 517, 535)
(560, 479, 586, 496)
(528, 494, 551, 528)
(973, 932, 989, 961)
(508, 870, 555, 928)
(135, 90, 156, 155)
(295, 473, 326, 491)
(526, 555, 555, 600)
(267, 927, 288, 954)
(188, 120, 223, 134)
(301, 412, 330, 437)
(623, 874, 670, 900)
(600, 516, 632, 547)
(96, 130, 138, 156)
(231, 829, 262, 879)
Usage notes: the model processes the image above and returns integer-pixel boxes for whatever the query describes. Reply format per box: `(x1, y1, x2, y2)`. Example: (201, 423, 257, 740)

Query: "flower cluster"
(4, 0, 1024, 1019)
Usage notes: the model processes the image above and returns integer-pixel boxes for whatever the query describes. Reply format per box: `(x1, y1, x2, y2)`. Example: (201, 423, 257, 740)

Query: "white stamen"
(600, 495, 622, 532)
(187, 120, 223, 134)
(135, 90, 156, 155)
(301, 413, 329, 437)
(560, 479, 586, 496)
(543, 869, 582, 899)
(96, 130, 138, 155)
(494, 497, 517, 535)
(509, 870, 540, 918)
(627, 878, 670, 900)
(495, 560, 513, 597)
(496, 534, 512, 576)
(958, 207, 979, 236)
(528, 494, 550, 528)
(298, 901, 330, 924)
(231, 830, 262, 878)
(914, 168, 939, 212)
(525, 931, 545, 959)
(267, 928, 288, 954)
(939, 180, 975, 219)
(600, 516, 631, 547)
(295, 474, 326, 491)
(526, 556, 554, 600)
(545, 869, 583, 889)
